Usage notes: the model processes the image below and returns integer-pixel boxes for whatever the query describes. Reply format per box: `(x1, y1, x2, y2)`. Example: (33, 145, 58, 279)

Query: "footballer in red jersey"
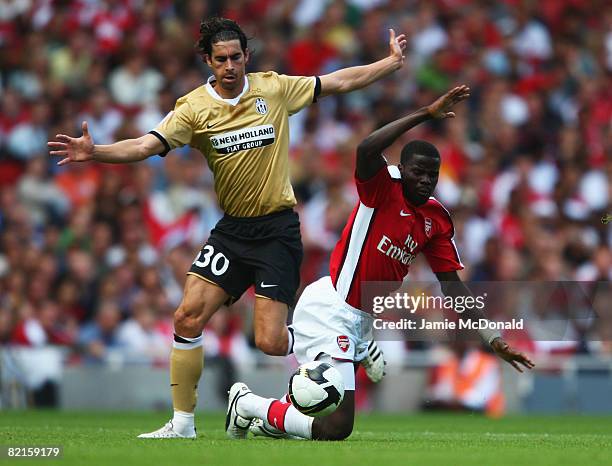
(227, 86, 534, 442)
(330, 162, 464, 311)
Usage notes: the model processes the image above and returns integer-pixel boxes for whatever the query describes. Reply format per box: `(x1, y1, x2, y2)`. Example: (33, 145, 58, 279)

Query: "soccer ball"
(288, 361, 345, 417)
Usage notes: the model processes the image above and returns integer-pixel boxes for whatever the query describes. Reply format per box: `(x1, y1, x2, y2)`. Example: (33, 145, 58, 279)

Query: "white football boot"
(250, 418, 304, 440)
(249, 418, 289, 439)
(137, 420, 196, 439)
(360, 341, 386, 383)
(225, 382, 252, 439)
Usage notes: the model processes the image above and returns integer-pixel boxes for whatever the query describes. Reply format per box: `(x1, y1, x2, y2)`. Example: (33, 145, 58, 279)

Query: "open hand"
(48, 121, 95, 166)
(427, 85, 471, 119)
(388, 29, 407, 69)
(491, 338, 535, 373)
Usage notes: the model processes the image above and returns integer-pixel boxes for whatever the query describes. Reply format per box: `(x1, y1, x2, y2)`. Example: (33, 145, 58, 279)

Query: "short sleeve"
(423, 212, 464, 273)
(355, 164, 392, 208)
(150, 99, 194, 155)
(276, 74, 317, 115)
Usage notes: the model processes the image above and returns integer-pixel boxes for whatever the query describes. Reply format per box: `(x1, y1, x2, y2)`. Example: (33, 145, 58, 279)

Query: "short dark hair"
(400, 140, 440, 165)
(197, 17, 248, 57)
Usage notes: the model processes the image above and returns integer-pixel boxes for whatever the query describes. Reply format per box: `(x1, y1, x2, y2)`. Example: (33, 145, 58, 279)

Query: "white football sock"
(283, 405, 313, 439)
(172, 410, 195, 435)
(238, 393, 313, 439)
(236, 393, 273, 420)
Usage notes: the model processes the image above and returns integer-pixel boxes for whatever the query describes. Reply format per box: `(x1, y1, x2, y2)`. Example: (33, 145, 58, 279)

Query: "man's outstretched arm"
(436, 271, 536, 373)
(318, 29, 406, 98)
(355, 85, 470, 180)
(48, 121, 165, 166)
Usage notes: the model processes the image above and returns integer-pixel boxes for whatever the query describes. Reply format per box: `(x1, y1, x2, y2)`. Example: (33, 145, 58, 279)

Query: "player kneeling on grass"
(226, 86, 535, 441)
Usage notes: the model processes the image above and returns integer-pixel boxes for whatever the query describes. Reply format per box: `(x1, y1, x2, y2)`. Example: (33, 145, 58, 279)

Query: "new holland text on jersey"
(210, 125, 276, 154)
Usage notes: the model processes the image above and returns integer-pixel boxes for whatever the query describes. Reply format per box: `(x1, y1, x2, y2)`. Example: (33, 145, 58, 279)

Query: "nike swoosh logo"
(260, 282, 278, 288)
(400, 210, 412, 217)
(207, 122, 218, 129)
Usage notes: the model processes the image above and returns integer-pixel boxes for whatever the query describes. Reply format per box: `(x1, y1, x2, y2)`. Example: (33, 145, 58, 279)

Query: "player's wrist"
(485, 332, 503, 347)
(419, 106, 435, 120)
(489, 336, 503, 346)
(379, 54, 400, 71)
(476, 325, 502, 346)
(388, 54, 403, 70)
(425, 104, 439, 119)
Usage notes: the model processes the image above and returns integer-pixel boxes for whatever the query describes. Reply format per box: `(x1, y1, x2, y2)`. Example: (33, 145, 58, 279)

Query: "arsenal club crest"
(337, 335, 350, 352)
(255, 97, 268, 115)
(424, 217, 432, 237)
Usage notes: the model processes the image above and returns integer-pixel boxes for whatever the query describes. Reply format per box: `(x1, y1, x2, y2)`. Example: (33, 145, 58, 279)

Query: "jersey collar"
(205, 75, 249, 106)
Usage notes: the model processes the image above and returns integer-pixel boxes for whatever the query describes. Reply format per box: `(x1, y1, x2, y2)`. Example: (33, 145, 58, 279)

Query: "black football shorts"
(188, 209, 303, 306)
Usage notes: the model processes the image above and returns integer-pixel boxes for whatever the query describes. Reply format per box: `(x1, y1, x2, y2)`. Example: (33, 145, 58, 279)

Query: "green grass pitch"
(1, 411, 611, 466)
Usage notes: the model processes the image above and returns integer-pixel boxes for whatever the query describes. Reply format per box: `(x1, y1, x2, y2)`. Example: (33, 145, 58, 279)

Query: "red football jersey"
(329, 165, 464, 310)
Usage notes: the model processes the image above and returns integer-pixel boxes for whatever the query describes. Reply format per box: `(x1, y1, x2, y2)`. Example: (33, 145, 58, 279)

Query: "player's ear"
(203, 54, 212, 67)
(243, 48, 250, 65)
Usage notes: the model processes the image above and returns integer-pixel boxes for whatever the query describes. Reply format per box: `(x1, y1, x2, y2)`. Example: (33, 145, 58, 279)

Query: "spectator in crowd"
(116, 294, 170, 365)
(78, 300, 122, 364)
(77, 89, 124, 146)
(108, 52, 165, 108)
(17, 156, 70, 226)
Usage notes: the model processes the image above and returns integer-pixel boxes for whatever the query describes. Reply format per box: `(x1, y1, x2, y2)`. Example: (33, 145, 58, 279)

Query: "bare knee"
(312, 417, 353, 441)
(254, 332, 287, 356)
(174, 304, 205, 337)
(320, 425, 353, 441)
(174, 276, 228, 337)
(312, 394, 354, 440)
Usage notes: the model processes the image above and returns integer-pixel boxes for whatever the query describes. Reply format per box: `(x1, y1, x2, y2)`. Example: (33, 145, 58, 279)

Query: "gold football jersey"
(152, 71, 317, 217)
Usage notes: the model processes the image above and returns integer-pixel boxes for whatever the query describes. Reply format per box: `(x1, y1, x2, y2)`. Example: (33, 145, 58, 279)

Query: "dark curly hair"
(400, 140, 441, 164)
(197, 17, 248, 57)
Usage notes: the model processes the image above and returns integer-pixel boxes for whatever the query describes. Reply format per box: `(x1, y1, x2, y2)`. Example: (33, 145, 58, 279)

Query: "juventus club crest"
(255, 97, 268, 115)
(424, 217, 432, 237)
(337, 335, 350, 352)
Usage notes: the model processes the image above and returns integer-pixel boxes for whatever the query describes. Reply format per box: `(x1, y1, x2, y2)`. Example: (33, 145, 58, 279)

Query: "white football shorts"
(292, 276, 374, 368)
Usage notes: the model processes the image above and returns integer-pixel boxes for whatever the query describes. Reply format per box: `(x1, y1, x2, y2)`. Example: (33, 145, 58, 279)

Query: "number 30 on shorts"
(193, 245, 230, 276)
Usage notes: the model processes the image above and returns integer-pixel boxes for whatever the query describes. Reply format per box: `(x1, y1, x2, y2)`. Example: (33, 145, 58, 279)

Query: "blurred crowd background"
(0, 0, 610, 410)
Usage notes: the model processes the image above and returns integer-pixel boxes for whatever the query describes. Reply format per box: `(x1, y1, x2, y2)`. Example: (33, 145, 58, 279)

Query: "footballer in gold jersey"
(151, 71, 317, 217)
(48, 17, 407, 439)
